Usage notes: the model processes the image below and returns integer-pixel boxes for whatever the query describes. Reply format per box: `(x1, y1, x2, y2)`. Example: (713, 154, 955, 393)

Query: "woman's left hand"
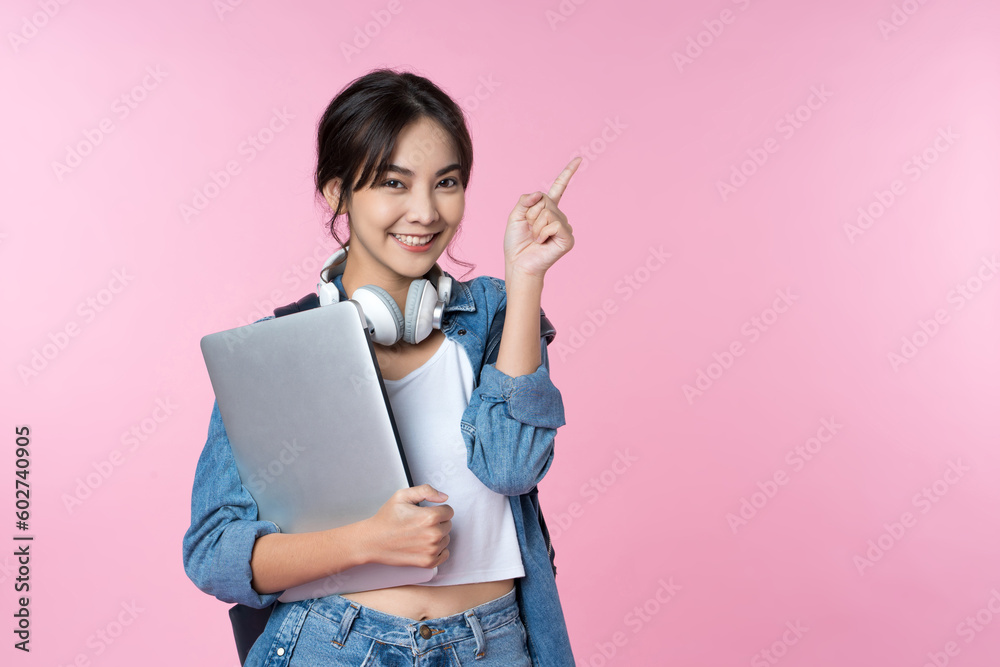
(504, 157, 582, 279)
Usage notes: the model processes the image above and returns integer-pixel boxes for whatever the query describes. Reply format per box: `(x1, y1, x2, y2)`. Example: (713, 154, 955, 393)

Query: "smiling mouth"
(391, 232, 438, 247)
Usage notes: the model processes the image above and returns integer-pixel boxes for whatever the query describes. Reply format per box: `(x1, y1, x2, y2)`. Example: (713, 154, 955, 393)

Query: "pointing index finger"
(547, 157, 583, 205)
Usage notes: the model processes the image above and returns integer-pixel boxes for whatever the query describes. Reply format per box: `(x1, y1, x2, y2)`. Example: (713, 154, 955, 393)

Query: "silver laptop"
(200, 300, 437, 601)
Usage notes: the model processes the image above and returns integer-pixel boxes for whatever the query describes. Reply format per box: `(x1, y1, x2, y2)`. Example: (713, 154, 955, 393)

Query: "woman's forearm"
(495, 269, 544, 378)
(249, 519, 372, 595)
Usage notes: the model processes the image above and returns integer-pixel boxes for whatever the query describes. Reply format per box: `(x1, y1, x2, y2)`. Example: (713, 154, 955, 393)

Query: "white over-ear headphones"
(317, 245, 453, 346)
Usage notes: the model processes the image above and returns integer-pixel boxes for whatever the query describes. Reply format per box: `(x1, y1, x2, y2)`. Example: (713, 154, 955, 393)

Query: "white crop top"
(381, 335, 525, 586)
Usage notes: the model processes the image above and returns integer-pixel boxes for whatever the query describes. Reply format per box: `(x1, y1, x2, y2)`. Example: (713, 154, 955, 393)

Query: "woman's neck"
(341, 259, 428, 316)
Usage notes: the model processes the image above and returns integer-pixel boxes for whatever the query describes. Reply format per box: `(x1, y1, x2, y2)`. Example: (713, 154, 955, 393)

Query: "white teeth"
(392, 233, 434, 246)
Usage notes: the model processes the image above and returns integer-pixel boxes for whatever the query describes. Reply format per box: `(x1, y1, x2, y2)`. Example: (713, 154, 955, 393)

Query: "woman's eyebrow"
(386, 163, 461, 177)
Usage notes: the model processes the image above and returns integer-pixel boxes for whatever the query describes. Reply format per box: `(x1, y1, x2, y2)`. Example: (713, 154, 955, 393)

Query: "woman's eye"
(381, 178, 458, 189)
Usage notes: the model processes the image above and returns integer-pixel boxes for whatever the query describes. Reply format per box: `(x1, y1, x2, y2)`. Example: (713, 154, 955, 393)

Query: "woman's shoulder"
(447, 273, 507, 299)
(450, 272, 505, 289)
(443, 271, 507, 297)
(443, 273, 509, 320)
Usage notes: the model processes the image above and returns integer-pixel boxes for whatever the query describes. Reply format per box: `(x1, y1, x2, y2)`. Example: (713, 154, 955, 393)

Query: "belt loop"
(331, 602, 361, 650)
(464, 609, 487, 659)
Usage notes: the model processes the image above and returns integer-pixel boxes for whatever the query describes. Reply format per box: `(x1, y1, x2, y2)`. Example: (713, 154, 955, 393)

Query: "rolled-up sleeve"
(460, 337, 566, 496)
(182, 400, 285, 608)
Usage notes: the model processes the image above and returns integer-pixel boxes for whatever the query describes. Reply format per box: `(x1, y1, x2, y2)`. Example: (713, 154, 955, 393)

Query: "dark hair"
(315, 68, 475, 277)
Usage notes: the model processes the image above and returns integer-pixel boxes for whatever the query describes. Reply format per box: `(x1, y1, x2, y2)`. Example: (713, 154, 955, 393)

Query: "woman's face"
(326, 116, 465, 282)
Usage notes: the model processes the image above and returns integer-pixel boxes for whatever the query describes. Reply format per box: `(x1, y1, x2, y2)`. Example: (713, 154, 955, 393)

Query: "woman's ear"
(322, 178, 344, 215)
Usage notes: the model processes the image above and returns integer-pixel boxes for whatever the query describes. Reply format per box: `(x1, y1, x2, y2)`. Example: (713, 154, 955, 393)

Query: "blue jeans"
(246, 588, 532, 666)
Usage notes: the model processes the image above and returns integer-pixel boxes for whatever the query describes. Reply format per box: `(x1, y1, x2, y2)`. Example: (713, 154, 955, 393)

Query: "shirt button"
(457, 329, 466, 335)
(419, 624, 433, 639)
(276, 647, 285, 656)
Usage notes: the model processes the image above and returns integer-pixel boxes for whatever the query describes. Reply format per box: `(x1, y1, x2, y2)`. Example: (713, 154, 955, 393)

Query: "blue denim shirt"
(182, 272, 576, 666)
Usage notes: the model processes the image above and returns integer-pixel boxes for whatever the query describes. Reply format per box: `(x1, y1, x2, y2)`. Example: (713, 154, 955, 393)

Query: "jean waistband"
(304, 587, 519, 651)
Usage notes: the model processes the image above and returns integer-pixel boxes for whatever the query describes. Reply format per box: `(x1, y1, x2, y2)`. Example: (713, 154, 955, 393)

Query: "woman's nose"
(406, 191, 439, 224)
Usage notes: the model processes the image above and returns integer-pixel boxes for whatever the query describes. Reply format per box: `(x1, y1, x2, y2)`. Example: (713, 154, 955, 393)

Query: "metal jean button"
(419, 624, 432, 639)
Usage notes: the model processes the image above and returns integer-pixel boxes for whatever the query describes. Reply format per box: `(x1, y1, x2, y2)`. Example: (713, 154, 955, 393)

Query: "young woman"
(183, 68, 580, 666)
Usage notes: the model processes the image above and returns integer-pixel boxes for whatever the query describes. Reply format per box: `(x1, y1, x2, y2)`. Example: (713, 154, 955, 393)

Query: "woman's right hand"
(503, 157, 580, 279)
(361, 484, 453, 569)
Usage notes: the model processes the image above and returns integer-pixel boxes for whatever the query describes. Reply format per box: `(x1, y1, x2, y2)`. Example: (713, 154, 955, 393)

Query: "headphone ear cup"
(318, 282, 341, 307)
(403, 279, 438, 345)
(353, 285, 404, 346)
(435, 274, 452, 305)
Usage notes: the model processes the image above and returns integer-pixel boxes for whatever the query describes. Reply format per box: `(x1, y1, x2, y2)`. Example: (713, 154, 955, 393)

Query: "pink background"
(5, 0, 1000, 665)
